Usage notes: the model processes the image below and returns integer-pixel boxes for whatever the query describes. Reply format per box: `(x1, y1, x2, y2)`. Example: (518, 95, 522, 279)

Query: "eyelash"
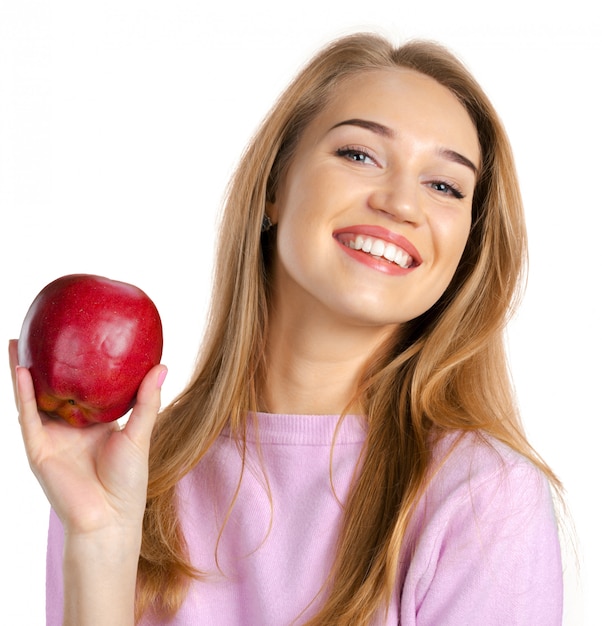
(335, 146, 466, 200)
(335, 146, 378, 165)
(429, 180, 466, 200)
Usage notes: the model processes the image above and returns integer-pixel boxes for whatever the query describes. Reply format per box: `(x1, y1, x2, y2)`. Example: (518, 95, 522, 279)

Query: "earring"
(261, 214, 273, 232)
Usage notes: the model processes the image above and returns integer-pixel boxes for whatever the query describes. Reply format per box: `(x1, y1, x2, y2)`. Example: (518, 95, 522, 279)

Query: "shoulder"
(407, 429, 562, 583)
(399, 431, 563, 624)
(426, 430, 554, 516)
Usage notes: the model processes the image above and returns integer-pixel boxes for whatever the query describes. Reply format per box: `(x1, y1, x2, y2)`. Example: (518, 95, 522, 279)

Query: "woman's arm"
(9, 339, 166, 626)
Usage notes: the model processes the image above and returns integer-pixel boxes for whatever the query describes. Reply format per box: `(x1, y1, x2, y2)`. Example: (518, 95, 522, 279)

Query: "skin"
(9, 339, 166, 625)
(8, 69, 480, 625)
(264, 69, 480, 414)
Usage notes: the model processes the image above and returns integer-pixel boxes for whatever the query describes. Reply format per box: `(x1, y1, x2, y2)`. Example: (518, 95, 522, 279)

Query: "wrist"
(62, 528, 141, 626)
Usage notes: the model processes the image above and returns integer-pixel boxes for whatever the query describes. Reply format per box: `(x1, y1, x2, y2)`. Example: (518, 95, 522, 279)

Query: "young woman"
(10, 33, 563, 625)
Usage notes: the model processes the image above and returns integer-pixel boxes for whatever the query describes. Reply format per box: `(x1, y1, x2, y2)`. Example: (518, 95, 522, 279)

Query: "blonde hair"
(136, 33, 561, 623)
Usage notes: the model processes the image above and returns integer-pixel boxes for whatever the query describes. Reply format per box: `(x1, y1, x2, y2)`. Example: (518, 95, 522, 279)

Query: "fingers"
(14, 362, 45, 443)
(10, 337, 166, 457)
(10, 338, 44, 440)
(8, 339, 19, 407)
(123, 365, 167, 446)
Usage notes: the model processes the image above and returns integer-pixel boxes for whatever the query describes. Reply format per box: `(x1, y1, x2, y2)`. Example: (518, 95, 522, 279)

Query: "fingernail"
(156, 368, 168, 389)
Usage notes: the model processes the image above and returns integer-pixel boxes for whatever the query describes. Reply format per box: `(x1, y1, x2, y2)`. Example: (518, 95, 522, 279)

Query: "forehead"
(308, 68, 480, 164)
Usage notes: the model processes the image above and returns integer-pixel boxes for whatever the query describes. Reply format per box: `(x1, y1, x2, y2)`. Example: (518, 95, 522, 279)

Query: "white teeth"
(394, 249, 409, 267)
(383, 243, 397, 262)
(345, 235, 413, 268)
(370, 239, 385, 257)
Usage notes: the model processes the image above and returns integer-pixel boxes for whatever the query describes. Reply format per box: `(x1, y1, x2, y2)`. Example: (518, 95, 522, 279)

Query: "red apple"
(17, 274, 163, 427)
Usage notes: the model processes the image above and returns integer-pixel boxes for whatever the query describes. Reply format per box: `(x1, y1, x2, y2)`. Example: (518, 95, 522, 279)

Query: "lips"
(342, 234, 414, 268)
(333, 225, 421, 271)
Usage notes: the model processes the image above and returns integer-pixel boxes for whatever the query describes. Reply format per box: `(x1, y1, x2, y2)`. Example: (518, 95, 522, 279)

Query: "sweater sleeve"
(400, 439, 563, 626)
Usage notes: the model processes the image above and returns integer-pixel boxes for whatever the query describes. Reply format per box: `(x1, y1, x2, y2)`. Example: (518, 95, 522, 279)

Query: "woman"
(10, 33, 563, 625)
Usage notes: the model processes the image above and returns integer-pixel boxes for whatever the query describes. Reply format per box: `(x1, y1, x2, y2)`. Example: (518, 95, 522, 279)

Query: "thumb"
(124, 365, 167, 446)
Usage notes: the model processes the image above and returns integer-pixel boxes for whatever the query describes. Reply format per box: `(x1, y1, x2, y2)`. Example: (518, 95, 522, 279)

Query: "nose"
(367, 172, 424, 225)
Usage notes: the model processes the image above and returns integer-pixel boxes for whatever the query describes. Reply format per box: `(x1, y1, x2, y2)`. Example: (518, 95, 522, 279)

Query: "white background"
(1, 1, 599, 623)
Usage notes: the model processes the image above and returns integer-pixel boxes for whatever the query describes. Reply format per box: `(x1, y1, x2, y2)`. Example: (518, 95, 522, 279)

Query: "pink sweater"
(46, 413, 563, 624)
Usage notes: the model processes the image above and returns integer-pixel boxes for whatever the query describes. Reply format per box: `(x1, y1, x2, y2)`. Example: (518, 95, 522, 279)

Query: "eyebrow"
(438, 148, 479, 175)
(330, 118, 394, 138)
(329, 118, 479, 175)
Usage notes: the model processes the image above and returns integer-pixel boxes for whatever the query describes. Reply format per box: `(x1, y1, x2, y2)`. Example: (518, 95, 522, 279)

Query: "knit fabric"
(46, 412, 563, 624)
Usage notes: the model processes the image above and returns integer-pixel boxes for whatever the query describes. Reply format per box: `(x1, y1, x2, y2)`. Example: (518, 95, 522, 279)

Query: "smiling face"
(269, 68, 481, 331)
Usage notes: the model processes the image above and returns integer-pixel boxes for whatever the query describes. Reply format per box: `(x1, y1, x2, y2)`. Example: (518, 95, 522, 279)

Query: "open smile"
(333, 225, 422, 273)
(341, 234, 414, 268)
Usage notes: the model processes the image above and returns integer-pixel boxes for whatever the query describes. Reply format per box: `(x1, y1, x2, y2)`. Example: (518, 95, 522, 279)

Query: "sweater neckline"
(221, 412, 367, 446)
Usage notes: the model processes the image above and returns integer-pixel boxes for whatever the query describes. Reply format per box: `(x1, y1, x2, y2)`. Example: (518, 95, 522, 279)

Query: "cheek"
(423, 212, 472, 307)
(275, 215, 324, 290)
(435, 211, 472, 267)
(272, 179, 336, 277)
(275, 193, 312, 263)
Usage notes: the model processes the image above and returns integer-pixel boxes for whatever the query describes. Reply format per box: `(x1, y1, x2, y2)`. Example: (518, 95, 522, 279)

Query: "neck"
(262, 301, 397, 415)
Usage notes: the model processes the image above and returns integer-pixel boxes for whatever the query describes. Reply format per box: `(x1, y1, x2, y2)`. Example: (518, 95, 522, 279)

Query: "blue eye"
(336, 146, 378, 166)
(430, 181, 465, 199)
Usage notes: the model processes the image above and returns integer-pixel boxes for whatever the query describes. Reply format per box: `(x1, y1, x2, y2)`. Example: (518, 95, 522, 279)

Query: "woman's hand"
(10, 338, 167, 625)
(8, 338, 166, 537)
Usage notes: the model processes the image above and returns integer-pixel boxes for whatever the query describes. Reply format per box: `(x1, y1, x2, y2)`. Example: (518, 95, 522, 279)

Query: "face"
(269, 69, 481, 330)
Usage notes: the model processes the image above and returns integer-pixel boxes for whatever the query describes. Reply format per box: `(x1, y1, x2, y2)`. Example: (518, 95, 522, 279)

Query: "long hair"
(136, 33, 561, 623)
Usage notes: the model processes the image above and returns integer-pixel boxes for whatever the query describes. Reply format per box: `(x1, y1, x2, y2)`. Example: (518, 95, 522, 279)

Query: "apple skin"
(17, 274, 163, 427)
